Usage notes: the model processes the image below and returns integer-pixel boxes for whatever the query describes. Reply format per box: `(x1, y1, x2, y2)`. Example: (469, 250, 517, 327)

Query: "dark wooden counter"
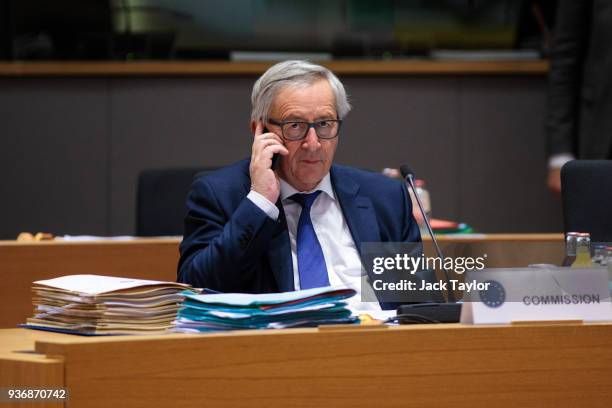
(0, 60, 549, 77)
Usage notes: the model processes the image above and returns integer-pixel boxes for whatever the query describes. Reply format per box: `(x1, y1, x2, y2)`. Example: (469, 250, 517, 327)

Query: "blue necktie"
(290, 191, 330, 289)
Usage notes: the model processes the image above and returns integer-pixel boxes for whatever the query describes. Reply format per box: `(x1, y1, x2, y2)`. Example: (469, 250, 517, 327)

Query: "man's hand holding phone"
(249, 122, 288, 203)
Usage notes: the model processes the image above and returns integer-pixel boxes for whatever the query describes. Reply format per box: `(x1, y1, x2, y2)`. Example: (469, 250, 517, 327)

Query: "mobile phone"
(271, 154, 280, 169)
(263, 125, 280, 169)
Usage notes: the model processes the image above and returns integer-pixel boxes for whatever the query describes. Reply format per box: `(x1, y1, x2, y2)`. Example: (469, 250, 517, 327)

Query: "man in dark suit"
(546, 0, 612, 192)
(178, 60, 421, 312)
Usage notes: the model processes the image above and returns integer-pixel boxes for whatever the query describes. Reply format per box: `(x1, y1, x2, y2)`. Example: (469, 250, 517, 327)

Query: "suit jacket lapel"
(264, 165, 382, 292)
(266, 202, 295, 291)
(331, 166, 381, 254)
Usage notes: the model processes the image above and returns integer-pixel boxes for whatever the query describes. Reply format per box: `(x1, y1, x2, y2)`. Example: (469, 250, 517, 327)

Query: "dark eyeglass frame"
(268, 118, 343, 141)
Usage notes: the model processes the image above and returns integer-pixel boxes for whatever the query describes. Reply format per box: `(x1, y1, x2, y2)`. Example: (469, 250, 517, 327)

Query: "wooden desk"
(433, 233, 565, 268)
(0, 234, 564, 328)
(1, 322, 611, 407)
(0, 239, 179, 329)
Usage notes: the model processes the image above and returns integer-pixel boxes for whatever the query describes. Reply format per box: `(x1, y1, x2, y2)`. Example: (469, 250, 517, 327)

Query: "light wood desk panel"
(0, 239, 179, 329)
(0, 234, 564, 328)
(0, 329, 65, 408)
(433, 233, 564, 268)
(1, 322, 611, 407)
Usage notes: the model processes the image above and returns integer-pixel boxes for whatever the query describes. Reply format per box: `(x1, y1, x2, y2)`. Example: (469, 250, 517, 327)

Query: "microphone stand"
(392, 165, 462, 324)
(404, 173, 456, 303)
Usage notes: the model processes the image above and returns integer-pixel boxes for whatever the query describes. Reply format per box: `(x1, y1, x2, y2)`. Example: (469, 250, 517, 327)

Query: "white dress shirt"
(247, 174, 382, 314)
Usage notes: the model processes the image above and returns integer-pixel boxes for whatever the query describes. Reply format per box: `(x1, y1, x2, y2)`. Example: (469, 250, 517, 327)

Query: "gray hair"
(250, 60, 351, 123)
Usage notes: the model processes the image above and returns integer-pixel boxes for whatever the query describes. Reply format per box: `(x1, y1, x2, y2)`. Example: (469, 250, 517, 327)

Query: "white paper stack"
(24, 275, 197, 335)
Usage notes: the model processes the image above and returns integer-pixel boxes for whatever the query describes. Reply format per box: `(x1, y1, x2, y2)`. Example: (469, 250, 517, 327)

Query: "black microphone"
(399, 165, 455, 302)
(392, 165, 461, 324)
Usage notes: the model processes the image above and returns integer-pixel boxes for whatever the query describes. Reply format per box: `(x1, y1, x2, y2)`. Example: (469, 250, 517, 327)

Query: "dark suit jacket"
(547, 0, 612, 159)
(177, 158, 421, 299)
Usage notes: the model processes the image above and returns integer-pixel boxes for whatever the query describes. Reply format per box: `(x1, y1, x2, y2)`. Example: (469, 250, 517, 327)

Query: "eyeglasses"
(268, 118, 342, 141)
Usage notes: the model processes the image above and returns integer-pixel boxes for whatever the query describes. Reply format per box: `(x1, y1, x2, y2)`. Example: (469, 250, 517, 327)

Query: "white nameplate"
(460, 267, 612, 324)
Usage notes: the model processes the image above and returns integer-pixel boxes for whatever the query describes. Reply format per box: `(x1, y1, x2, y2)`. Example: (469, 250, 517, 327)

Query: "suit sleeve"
(546, 0, 591, 157)
(177, 177, 282, 291)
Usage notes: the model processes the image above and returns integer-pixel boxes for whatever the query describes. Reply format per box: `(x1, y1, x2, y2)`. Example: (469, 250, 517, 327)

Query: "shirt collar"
(280, 173, 335, 202)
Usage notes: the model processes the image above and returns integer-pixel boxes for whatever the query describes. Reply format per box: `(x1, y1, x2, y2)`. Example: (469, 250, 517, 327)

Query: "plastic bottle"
(592, 244, 608, 266)
(414, 179, 431, 219)
(562, 232, 579, 266)
(571, 233, 592, 268)
(605, 246, 612, 281)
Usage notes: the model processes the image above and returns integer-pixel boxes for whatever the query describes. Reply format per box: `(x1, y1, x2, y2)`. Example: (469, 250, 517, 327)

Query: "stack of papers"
(24, 275, 197, 335)
(174, 286, 358, 332)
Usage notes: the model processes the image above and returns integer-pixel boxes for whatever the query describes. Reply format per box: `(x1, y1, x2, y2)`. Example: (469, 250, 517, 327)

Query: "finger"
(252, 141, 286, 163)
(254, 121, 263, 137)
(264, 143, 289, 157)
(255, 137, 285, 153)
(254, 138, 279, 154)
(256, 127, 283, 142)
(264, 131, 285, 146)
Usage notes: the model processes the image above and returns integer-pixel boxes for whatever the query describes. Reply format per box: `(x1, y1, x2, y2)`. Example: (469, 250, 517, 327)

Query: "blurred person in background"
(546, 0, 612, 193)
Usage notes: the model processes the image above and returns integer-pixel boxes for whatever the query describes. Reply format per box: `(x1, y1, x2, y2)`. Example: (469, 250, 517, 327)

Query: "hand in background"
(547, 167, 562, 194)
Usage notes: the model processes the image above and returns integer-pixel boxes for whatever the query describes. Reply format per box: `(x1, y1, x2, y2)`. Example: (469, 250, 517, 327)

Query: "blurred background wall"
(0, 0, 561, 238)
